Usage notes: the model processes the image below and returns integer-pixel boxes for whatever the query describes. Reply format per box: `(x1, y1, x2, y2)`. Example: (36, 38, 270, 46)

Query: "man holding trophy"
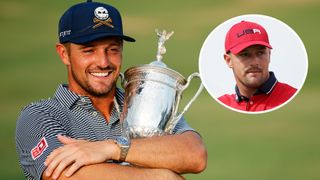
(15, 0, 207, 179)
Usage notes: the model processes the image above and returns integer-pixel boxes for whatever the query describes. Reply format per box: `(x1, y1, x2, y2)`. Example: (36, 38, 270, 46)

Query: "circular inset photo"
(199, 14, 308, 114)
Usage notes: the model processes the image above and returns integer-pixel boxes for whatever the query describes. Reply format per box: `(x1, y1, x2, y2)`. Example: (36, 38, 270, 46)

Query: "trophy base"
(128, 126, 165, 138)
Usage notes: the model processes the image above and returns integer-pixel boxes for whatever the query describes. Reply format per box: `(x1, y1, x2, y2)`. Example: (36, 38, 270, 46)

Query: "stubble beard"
(71, 69, 118, 97)
(239, 66, 269, 89)
(238, 72, 269, 90)
(240, 77, 264, 89)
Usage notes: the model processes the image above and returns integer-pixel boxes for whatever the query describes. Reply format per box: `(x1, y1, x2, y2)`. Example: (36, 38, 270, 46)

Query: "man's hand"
(44, 135, 119, 179)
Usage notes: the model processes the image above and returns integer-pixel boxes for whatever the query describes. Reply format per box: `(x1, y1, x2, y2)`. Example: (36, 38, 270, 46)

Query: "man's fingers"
(64, 161, 82, 177)
(44, 140, 111, 178)
(44, 146, 77, 177)
(45, 153, 66, 177)
(51, 156, 79, 179)
(45, 146, 63, 166)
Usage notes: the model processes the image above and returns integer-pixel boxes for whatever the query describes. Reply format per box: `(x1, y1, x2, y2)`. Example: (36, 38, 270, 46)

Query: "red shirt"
(218, 82, 297, 112)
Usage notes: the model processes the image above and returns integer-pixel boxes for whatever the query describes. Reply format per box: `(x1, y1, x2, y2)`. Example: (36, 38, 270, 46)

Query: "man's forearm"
(126, 131, 207, 174)
(42, 131, 207, 179)
(42, 163, 184, 180)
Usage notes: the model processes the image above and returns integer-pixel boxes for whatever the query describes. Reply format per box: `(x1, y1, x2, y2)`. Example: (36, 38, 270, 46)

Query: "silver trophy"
(120, 29, 203, 138)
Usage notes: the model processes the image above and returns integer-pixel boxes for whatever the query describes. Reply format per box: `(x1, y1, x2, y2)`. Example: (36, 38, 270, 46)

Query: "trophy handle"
(165, 72, 204, 134)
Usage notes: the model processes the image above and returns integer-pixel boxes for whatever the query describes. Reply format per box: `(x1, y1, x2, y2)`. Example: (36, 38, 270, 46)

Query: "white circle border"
(198, 14, 308, 114)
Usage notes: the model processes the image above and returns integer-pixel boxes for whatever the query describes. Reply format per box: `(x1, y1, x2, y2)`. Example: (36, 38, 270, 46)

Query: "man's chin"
(86, 84, 115, 97)
(244, 81, 264, 89)
(89, 89, 113, 97)
(246, 72, 262, 79)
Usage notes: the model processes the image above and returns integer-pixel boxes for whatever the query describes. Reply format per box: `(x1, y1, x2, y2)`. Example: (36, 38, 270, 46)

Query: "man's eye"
(83, 49, 94, 53)
(238, 52, 248, 57)
(111, 48, 120, 52)
(257, 51, 265, 56)
(108, 47, 121, 53)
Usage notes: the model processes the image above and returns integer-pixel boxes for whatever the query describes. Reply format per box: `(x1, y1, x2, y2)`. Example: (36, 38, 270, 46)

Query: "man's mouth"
(246, 68, 262, 74)
(90, 71, 112, 77)
(247, 70, 261, 73)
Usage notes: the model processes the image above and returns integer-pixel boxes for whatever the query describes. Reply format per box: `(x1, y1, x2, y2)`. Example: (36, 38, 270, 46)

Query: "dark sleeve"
(15, 103, 66, 180)
(172, 116, 198, 135)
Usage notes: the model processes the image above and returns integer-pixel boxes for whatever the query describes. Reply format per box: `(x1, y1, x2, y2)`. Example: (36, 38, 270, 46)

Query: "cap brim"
(230, 41, 272, 54)
(70, 33, 136, 44)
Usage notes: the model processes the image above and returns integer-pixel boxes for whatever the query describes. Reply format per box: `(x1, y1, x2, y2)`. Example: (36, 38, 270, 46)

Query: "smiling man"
(218, 21, 297, 112)
(15, 1, 207, 180)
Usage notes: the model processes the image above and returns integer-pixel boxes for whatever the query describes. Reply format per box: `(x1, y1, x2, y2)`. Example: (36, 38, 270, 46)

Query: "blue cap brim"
(69, 33, 135, 44)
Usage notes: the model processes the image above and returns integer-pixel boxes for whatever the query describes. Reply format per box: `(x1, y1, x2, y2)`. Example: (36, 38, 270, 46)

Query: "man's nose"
(251, 54, 261, 65)
(97, 50, 110, 68)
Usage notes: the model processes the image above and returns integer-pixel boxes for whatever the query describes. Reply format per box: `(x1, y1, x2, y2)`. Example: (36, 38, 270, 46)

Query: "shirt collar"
(235, 71, 278, 102)
(54, 84, 125, 110)
(54, 84, 80, 109)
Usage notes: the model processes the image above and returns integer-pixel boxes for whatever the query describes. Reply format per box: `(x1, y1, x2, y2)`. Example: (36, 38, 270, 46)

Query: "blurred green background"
(1, 0, 319, 179)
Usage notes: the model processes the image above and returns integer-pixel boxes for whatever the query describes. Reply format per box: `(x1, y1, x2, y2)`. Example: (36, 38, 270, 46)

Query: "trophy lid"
(149, 60, 167, 67)
(148, 29, 174, 68)
(123, 29, 187, 87)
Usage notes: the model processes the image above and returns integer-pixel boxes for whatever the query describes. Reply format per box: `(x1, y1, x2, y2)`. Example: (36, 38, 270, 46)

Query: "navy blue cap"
(58, 0, 135, 44)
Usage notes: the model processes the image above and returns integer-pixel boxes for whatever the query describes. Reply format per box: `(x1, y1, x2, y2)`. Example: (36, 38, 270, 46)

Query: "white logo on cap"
(253, 28, 261, 34)
(94, 7, 109, 20)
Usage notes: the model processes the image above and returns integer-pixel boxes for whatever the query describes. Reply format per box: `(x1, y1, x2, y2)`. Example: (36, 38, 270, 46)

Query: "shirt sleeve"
(172, 116, 198, 135)
(15, 103, 66, 180)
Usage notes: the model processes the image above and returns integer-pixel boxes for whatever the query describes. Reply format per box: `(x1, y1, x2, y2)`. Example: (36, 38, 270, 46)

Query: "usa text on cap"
(225, 20, 272, 54)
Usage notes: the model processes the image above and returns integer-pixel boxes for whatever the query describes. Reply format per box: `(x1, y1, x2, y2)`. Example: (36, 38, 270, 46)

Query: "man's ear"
(56, 43, 70, 66)
(223, 53, 233, 68)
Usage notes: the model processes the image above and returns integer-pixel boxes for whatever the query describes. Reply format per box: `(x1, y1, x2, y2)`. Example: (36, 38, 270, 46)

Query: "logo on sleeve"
(31, 137, 48, 160)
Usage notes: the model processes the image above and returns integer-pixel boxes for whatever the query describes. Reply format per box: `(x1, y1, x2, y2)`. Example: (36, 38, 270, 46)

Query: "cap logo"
(59, 30, 71, 38)
(94, 7, 109, 20)
(93, 7, 114, 29)
(237, 28, 261, 38)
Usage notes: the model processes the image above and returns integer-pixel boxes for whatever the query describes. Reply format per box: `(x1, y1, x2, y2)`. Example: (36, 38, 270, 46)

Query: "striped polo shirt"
(15, 84, 195, 180)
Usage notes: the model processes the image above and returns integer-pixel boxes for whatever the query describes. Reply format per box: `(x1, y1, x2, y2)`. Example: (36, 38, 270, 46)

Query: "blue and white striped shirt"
(15, 84, 195, 180)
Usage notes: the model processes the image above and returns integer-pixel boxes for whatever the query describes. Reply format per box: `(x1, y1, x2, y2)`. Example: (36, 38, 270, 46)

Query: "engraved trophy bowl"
(119, 29, 203, 138)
